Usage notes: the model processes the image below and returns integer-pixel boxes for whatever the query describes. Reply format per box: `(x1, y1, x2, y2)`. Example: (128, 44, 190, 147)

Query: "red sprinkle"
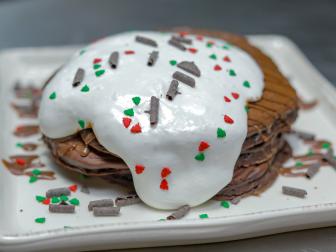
(178, 31, 189, 37)
(16, 158, 26, 166)
(160, 179, 169, 190)
(223, 56, 231, 62)
(125, 50, 135, 55)
(188, 48, 198, 54)
(224, 115, 234, 124)
(135, 165, 145, 174)
(161, 167, 171, 178)
(122, 117, 132, 128)
(198, 141, 210, 152)
(68, 184, 77, 192)
(224, 96, 231, 103)
(93, 58, 102, 64)
(196, 35, 204, 41)
(214, 64, 222, 71)
(231, 92, 240, 99)
(130, 123, 142, 134)
(42, 198, 50, 205)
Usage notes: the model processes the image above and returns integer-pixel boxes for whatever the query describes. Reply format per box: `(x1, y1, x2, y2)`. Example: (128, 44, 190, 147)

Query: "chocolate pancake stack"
(43, 29, 298, 201)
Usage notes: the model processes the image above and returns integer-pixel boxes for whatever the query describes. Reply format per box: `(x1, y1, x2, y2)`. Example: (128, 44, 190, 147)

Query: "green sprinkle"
(159, 218, 166, 221)
(69, 198, 80, 206)
(229, 69, 236, 76)
(199, 213, 209, 219)
(51, 197, 60, 204)
(322, 142, 331, 149)
(195, 153, 205, 161)
(35, 195, 46, 202)
(16, 142, 23, 148)
(93, 64, 101, 70)
(243, 81, 251, 88)
(95, 69, 105, 77)
(306, 149, 314, 156)
(132, 96, 141, 105)
(60, 195, 69, 201)
(79, 49, 86, 55)
(80, 84, 90, 92)
(245, 105, 250, 113)
(32, 169, 41, 176)
(29, 176, 38, 183)
(35, 217, 46, 224)
(49, 92, 56, 100)
(221, 201, 230, 208)
(217, 128, 226, 138)
(206, 42, 213, 48)
(209, 54, 217, 60)
(169, 60, 177, 66)
(78, 119, 85, 129)
(222, 45, 230, 50)
(295, 161, 304, 167)
(124, 108, 134, 117)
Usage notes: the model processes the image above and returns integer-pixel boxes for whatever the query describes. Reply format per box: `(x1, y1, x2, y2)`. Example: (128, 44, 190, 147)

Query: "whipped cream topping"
(39, 31, 264, 209)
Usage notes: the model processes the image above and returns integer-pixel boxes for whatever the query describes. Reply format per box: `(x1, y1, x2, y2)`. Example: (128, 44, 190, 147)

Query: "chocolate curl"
(109, 51, 119, 69)
(93, 206, 120, 216)
(282, 186, 307, 198)
(167, 205, 190, 220)
(72, 68, 85, 87)
(168, 39, 186, 51)
(166, 80, 179, 101)
(49, 204, 75, 213)
(115, 194, 141, 207)
(88, 199, 114, 211)
(172, 36, 192, 45)
(177, 61, 201, 77)
(149, 96, 159, 126)
(147, 51, 159, 66)
(292, 130, 315, 141)
(325, 148, 336, 169)
(305, 163, 321, 179)
(172, 71, 195, 88)
(135, 35, 158, 47)
(46, 187, 71, 198)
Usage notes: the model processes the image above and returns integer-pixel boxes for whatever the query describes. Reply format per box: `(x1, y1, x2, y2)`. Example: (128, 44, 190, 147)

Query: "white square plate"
(0, 35, 336, 252)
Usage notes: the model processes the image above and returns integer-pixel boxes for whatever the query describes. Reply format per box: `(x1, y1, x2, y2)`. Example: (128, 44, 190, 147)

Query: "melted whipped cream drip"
(39, 31, 264, 209)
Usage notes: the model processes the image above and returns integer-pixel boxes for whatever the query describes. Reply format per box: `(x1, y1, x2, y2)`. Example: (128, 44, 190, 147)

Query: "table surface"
(1, 0, 336, 251)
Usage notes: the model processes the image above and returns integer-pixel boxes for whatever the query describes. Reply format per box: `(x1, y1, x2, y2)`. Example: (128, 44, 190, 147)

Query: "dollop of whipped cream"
(39, 31, 264, 209)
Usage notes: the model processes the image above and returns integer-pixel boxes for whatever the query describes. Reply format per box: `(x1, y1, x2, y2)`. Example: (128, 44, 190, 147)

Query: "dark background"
(1, 0, 336, 251)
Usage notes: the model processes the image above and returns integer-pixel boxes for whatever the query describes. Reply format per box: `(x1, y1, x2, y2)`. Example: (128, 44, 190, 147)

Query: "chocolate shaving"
(282, 186, 307, 198)
(93, 206, 120, 216)
(109, 51, 119, 69)
(135, 35, 158, 47)
(49, 204, 75, 213)
(167, 205, 190, 220)
(168, 39, 186, 51)
(72, 68, 85, 87)
(172, 36, 192, 45)
(46, 187, 71, 198)
(88, 199, 114, 211)
(11, 101, 39, 118)
(149, 96, 159, 126)
(115, 194, 141, 207)
(147, 51, 159, 66)
(166, 80, 179, 101)
(292, 130, 315, 141)
(21, 143, 38, 151)
(172, 71, 195, 88)
(177, 61, 201, 77)
(14, 125, 40, 137)
(305, 163, 321, 179)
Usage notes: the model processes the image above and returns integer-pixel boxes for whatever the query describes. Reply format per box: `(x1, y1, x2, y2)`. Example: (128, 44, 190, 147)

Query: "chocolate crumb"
(109, 51, 119, 69)
(172, 36, 192, 45)
(168, 39, 186, 51)
(305, 163, 320, 179)
(46, 187, 71, 198)
(93, 206, 120, 216)
(72, 68, 85, 87)
(282, 186, 307, 198)
(149, 96, 159, 126)
(115, 194, 141, 207)
(135, 35, 158, 47)
(166, 80, 179, 101)
(177, 61, 201, 77)
(147, 51, 159, 66)
(49, 204, 75, 214)
(173, 71, 195, 88)
(167, 205, 190, 220)
(88, 199, 114, 211)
